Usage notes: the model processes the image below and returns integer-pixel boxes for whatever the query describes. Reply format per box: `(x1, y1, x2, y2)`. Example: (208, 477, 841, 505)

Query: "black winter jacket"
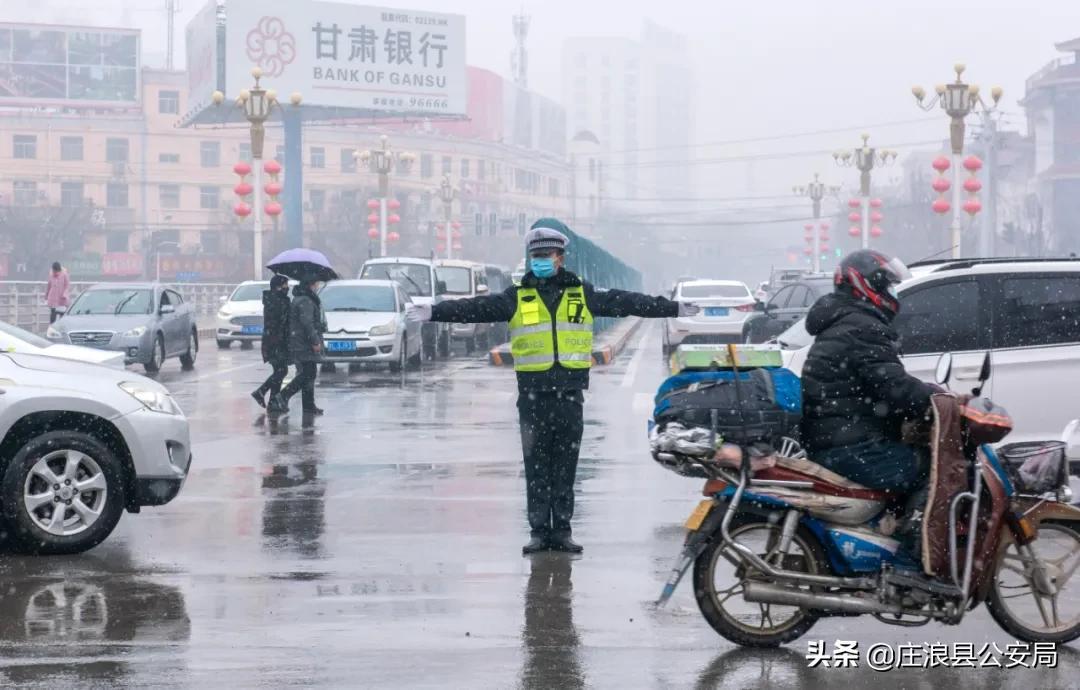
(800, 292, 935, 453)
(431, 268, 678, 391)
(288, 285, 327, 363)
(261, 288, 291, 365)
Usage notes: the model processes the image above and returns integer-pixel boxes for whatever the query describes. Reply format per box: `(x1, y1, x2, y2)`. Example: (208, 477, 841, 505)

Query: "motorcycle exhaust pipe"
(743, 581, 901, 615)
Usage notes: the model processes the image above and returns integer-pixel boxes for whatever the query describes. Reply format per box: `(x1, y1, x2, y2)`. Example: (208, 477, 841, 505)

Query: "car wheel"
(144, 334, 165, 374)
(216, 339, 231, 350)
(240, 341, 254, 350)
(389, 337, 406, 373)
(1, 431, 126, 555)
(179, 330, 198, 370)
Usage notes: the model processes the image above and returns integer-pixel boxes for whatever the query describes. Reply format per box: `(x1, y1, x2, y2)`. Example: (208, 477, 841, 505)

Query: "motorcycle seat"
(756, 456, 890, 502)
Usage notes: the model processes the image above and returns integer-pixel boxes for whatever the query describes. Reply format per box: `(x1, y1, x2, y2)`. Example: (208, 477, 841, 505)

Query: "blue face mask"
(530, 257, 556, 278)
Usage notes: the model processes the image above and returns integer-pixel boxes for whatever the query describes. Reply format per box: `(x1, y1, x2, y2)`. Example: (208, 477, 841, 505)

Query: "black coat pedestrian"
(288, 284, 326, 363)
(431, 268, 678, 391)
(260, 288, 291, 365)
(800, 291, 935, 453)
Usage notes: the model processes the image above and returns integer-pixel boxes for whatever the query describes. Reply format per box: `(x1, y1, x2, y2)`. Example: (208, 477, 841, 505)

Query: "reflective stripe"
(558, 352, 593, 362)
(556, 324, 594, 334)
(514, 354, 555, 366)
(510, 323, 551, 338)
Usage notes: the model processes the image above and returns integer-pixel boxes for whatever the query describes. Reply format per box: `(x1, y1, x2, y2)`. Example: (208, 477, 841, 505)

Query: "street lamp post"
(438, 174, 457, 260)
(155, 241, 180, 283)
(833, 134, 897, 250)
(912, 65, 1002, 258)
(358, 136, 415, 257)
(794, 174, 838, 273)
(212, 68, 302, 279)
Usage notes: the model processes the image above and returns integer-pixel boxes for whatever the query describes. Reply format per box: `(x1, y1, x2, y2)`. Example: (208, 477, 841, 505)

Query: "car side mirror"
(972, 351, 992, 396)
(160, 304, 176, 315)
(476, 284, 489, 294)
(934, 352, 953, 387)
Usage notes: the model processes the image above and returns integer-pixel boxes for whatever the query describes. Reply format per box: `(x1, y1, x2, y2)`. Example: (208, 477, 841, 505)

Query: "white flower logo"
(246, 16, 296, 78)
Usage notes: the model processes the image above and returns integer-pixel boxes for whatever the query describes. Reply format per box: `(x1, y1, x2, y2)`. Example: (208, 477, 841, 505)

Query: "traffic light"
(834, 248, 843, 258)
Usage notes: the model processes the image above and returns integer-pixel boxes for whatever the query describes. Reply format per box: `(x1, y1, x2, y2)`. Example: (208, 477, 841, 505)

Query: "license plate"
(327, 340, 357, 352)
(705, 307, 729, 317)
(241, 325, 263, 335)
(684, 500, 713, 531)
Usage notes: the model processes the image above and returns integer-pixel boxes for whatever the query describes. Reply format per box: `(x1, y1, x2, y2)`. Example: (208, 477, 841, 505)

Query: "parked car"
(781, 258, 1080, 446)
(318, 279, 422, 372)
(663, 280, 756, 354)
(216, 280, 270, 350)
(435, 259, 491, 353)
(0, 351, 190, 554)
(742, 274, 834, 343)
(48, 283, 198, 374)
(5, 320, 124, 369)
(360, 257, 451, 359)
(482, 264, 514, 345)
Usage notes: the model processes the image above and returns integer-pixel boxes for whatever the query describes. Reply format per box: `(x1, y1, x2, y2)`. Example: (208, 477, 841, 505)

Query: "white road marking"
(185, 360, 263, 383)
(621, 320, 654, 388)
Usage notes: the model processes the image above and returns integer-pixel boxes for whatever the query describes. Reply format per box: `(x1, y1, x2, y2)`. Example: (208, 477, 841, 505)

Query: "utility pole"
(438, 174, 457, 260)
(794, 174, 838, 273)
(834, 134, 896, 250)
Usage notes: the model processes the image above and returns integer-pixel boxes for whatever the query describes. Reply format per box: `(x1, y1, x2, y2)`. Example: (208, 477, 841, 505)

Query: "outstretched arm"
(584, 283, 679, 319)
(430, 286, 517, 324)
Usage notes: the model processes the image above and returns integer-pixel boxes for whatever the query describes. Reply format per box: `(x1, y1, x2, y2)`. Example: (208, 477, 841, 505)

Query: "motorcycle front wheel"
(692, 516, 825, 647)
(986, 521, 1080, 644)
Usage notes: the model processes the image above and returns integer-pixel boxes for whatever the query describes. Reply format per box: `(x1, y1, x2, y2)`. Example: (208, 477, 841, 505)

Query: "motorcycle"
(655, 351, 1080, 647)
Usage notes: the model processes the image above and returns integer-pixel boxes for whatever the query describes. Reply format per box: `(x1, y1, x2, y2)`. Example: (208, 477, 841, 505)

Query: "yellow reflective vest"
(509, 287, 594, 371)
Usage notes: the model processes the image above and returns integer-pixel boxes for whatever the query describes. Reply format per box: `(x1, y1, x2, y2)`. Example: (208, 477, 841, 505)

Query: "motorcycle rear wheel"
(692, 516, 826, 647)
(986, 521, 1080, 644)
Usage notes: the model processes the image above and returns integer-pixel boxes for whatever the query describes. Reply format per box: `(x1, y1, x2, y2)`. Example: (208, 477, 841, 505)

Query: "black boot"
(251, 390, 266, 408)
(522, 534, 549, 555)
(267, 394, 288, 415)
(548, 533, 583, 554)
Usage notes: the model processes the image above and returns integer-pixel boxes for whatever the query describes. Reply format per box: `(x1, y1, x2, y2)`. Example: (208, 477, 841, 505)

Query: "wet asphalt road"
(0, 322, 1077, 688)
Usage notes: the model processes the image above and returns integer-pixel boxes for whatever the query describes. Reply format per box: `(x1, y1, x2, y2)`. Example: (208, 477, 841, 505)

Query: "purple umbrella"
(266, 248, 339, 282)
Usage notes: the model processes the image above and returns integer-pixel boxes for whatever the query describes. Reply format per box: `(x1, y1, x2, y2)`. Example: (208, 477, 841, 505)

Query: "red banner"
(102, 252, 143, 277)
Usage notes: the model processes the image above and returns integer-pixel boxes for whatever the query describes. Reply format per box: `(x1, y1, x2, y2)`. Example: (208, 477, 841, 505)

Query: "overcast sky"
(9, 0, 1080, 198)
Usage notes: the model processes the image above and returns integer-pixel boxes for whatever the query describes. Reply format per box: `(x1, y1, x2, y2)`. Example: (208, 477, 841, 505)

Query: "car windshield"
(437, 266, 472, 295)
(777, 318, 813, 350)
(230, 283, 269, 301)
(0, 320, 51, 348)
(320, 285, 397, 312)
(679, 284, 750, 299)
(69, 288, 153, 315)
(361, 263, 432, 297)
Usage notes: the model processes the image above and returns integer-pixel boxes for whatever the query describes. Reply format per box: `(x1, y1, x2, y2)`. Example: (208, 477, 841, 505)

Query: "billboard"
(186, 0, 223, 114)
(225, 0, 466, 116)
(0, 23, 140, 106)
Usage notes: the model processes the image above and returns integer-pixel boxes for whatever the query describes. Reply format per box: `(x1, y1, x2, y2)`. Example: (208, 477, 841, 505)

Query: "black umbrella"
(266, 248, 339, 282)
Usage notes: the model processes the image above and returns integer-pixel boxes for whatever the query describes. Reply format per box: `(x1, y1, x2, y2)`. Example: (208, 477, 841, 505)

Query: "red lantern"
(803, 246, 814, 256)
(931, 177, 951, 193)
(234, 182, 253, 197)
(367, 227, 379, 239)
(233, 202, 252, 217)
(932, 199, 951, 214)
(452, 230, 462, 240)
(848, 212, 861, 223)
(963, 178, 982, 193)
(932, 156, 951, 172)
(233, 162, 252, 176)
(962, 199, 982, 216)
(820, 243, 830, 253)
(819, 222, 830, 231)
(870, 211, 884, 223)
(820, 229, 829, 241)
(388, 213, 401, 224)
(869, 198, 883, 209)
(436, 230, 447, 240)
(451, 221, 462, 230)
(387, 231, 400, 243)
(963, 155, 983, 172)
(387, 198, 401, 210)
(848, 199, 861, 209)
(848, 226, 860, 237)
(264, 201, 283, 217)
(435, 222, 445, 231)
(367, 199, 379, 210)
(871, 226, 883, 238)
(804, 223, 814, 231)
(436, 242, 446, 253)
(804, 227, 814, 239)
(263, 160, 282, 175)
(264, 182, 283, 196)
(367, 213, 379, 224)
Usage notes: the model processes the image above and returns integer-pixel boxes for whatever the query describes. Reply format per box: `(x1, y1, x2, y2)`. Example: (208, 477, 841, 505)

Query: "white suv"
(783, 258, 1080, 446)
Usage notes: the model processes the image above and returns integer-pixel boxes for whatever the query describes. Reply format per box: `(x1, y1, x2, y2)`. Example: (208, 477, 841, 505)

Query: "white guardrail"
(0, 281, 238, 335)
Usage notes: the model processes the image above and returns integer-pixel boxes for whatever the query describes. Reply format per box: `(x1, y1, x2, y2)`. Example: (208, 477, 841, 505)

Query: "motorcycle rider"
(801, 250, 937, 563)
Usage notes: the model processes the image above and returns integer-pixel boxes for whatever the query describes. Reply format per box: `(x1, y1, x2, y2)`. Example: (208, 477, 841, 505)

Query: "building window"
(13, 181, 37, 206)
(60, 136, 83, 161)
(441, 156, 452, 175)
(60, 181, 84, 208)
(310, 146, 325, 169)
(200, 231, 221, 254)
(106, 232, 128, 252)
(200, 141, 220, 168)
(159, 184, 180, 208)
(13, 135, 36, 159)
(107, 182, 129, 208)
(461, 159, 470, 178)
(200, 186, 220, 210)
(159, 152, 180, 163)
(341, 148, 357, 173)
(420, 153, 433, 178)
(238, 142, 252, 162)
(340, 189, 358, 209)
(158, 89, 179, 114)
(309, 189, 326, 212)
(106, 138, 129, 163)
(477, 160, 485, 180)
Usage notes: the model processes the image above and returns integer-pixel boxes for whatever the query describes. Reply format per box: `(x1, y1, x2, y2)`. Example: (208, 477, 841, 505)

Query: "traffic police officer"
(407, 218, 699, 554)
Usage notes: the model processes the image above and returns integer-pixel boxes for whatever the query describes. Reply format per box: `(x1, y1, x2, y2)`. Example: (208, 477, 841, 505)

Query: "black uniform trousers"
(255, 362, 289, 400)
(517, 390, 585, 537)
(281, 361, 318, 411)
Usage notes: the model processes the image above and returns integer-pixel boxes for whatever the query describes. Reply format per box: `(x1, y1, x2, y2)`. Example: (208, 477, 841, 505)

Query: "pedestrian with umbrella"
(263, 249, 338, 417)
(250, 274, 291, 408)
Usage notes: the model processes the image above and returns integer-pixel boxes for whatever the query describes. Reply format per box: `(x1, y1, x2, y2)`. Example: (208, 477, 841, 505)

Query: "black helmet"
(834, 249, 911, 317)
